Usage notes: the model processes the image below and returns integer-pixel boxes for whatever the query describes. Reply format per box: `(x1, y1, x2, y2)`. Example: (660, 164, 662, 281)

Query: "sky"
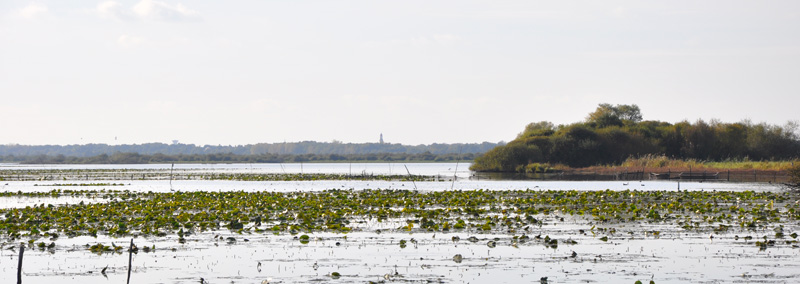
(1, 1, 799, 146)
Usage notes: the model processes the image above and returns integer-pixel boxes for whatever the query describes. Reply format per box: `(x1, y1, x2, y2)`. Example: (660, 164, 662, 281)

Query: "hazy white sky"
(2, 1, 799, 146)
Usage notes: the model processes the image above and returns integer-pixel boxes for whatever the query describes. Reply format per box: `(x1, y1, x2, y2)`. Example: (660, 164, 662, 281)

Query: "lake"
(0, 163, 796, 284)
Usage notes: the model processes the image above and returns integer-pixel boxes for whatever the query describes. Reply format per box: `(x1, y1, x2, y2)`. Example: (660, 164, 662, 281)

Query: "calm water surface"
(0, 162, 785, 193)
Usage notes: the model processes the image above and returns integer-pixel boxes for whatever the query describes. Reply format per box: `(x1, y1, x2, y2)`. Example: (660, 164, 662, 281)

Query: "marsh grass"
(618, 155, 797, 171)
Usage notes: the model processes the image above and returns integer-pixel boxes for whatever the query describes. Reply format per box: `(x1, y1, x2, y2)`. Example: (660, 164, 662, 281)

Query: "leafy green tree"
(587, 103, 643, 127)
(472, 143, 542, 172)
(615, 104, 643, 122)
(517, 121, 556, 138)
(713, 122, 748, 159)
(549, 124, 603, 167)
(681, 120, 717, 159)
(597, 127, 656, 164)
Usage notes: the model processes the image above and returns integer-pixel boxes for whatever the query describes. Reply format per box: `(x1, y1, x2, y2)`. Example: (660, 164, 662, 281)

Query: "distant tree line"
(0, 152, 477, 164)
(0, 141, 500, 157)
(249, 141, 498, 155)
(471, 104, 800, 172)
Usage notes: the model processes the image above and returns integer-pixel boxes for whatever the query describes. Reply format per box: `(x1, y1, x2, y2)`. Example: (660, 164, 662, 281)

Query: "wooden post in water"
(127, 239, 134, 284)
(17, 244, 24, 284)
(727, 170, 730, 182)
(754, 170, 757, 182)
(641, 166, 645, 181)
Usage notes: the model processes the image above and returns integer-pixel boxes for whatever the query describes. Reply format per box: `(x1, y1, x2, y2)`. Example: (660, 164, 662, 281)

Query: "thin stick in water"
(169, 163, 174, 190)
(127, 239, 134, 284)
(17, 244, 24, 284)
(451, 146, 462, 190)
(404, 165, 417, 190)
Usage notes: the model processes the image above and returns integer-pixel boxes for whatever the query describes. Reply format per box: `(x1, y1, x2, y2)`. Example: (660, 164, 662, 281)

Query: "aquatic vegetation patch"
(209, 173, 435, 182)
(0, 189, 798, 247)
(34, 183, 126, 187)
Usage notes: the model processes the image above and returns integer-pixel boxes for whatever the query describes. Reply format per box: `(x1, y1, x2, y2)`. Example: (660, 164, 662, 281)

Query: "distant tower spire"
(380, 133, 384, 144)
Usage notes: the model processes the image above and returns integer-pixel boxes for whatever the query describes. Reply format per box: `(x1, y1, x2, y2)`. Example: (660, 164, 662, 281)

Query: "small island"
(471, 104, 800, 185)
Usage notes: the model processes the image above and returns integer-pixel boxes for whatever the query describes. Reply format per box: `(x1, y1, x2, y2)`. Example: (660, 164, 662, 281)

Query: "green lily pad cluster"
(208, 173, 434, 182)
(87, 242, 124, 254)
(34, 183, 125, 187)
(0, 189, 797, 246)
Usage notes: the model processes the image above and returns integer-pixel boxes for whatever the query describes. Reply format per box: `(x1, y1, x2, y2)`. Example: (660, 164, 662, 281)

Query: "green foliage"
(471, 104, 800, 171)
(1, 188, 798, 241)
(587, 103, 643, 126)
(518, 121, 556, 139)
(472, 142, 542, 172)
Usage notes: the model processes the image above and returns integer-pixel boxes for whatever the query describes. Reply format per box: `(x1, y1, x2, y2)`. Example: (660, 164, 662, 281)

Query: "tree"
(548, 124, 603, 167)
(587, 103, 643, 127)
(681, 120, 717, 159)
(470, 142, 542, 172)
(517, 121, 555, 138)
(616, 104, 643, 122)
(587, 104, 617, 124)
(594, 111, 624, 128)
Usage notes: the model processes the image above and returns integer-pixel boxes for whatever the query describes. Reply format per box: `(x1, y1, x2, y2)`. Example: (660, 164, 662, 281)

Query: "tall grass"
(620, 154, 797, 171)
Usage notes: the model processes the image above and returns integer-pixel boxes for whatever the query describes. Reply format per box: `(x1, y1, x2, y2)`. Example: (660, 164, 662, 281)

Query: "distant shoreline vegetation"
(0, 152, 476, 164)
(0, 141, 500, 157)
(0, 141, 496, 164)
(471, 103, 800, 173)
